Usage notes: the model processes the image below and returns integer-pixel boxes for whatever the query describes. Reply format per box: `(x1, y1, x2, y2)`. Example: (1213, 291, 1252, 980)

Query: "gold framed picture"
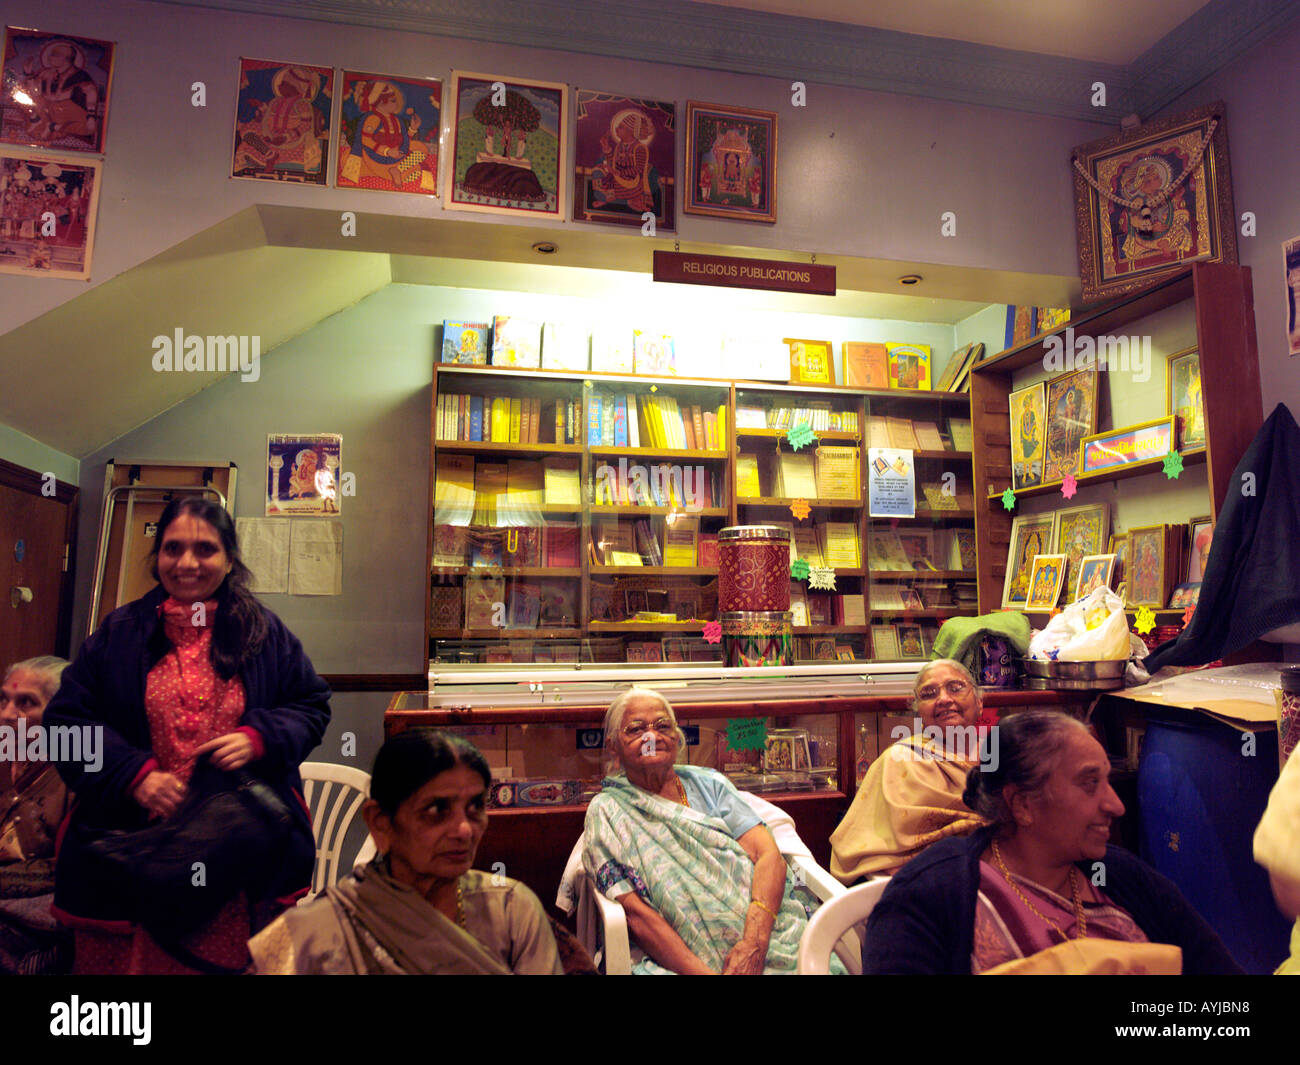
(1002, 513, 1059, 609)
(1009, 382, 1046, 490)
(785, 338, 834, 385)
(1024, 554, 1068, 612)
(1127, 524, 1169, 607)
(1074, 553, 1117, 600)
(1166, 346, 1205, 453)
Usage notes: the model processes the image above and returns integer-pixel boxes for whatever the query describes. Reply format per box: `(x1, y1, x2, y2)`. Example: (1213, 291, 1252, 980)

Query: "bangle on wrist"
(749, 896, 778, 920)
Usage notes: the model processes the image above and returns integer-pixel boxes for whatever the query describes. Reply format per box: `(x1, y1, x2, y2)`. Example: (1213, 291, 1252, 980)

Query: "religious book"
(598, 520, 642, 566)
(542, 521, 579, 567)
(868, 530, 913, 571)
(432, 524, 468, 568)
(491, 315, 542, 368)
(736, 453, 762, 498)
(441, 321, 490, 364)
(698, 533, 719, 569)
(430, 584, 463, 629)
(434, 453, 476, 526)
(867, 416, 891, 449)
(633, 330, 675, 376)
(537, 579, 580, 627)
(542, 456, 580, 506)
(818, 522, 861, 568)
(913, 421, 945, 451)
(838, 594, 867, 626)
(663, 517, 698, 567)
(590, 325, 634, 374)
(886, 416, 920, 451)
(842, 341, 889, 389)
(775, 452, 817, 499)
(471, 462, 508, 526)
(541, 322, 589, 372)
(946, 417, 974, 451)
(792, 526, 825, 568)
(506, 581, 542, 628)
(504, 459, 544, 523)
(815, 446, 860, 500)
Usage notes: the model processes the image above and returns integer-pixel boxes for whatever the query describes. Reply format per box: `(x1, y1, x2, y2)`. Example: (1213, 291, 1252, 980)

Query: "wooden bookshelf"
(589, 446, 727, 460)
(987, 449, 1208, 502)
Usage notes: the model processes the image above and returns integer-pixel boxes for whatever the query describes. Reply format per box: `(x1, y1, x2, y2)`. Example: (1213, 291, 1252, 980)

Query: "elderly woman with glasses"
(830, 659, 988, 883)
(583, 687, 841, 974)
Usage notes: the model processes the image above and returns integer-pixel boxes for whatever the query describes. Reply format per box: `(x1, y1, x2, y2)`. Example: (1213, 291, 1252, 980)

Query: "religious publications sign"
(867, 447, 916, 518)
(652, 250, 836, 296)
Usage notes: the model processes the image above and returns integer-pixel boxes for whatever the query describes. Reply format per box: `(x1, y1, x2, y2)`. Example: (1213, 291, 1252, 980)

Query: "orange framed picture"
(785, 338, 834, 385)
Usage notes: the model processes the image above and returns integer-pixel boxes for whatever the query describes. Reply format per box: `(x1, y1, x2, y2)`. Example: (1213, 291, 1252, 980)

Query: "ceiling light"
(532, 241, 557, 255)
(898, 274, 922, 286)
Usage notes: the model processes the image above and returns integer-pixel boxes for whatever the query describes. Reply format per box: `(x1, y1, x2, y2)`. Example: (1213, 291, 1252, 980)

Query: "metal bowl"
(1022, 675, 1125, 691)
(1020, 657, 1127, 680)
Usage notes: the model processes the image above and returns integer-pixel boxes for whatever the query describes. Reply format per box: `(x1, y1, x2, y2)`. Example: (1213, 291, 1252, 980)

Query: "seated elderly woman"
(249, 729, 562, 974)
(584, 687, 842, 974)
(830, 659, 987, 882)
(862, 709, 1241, 974)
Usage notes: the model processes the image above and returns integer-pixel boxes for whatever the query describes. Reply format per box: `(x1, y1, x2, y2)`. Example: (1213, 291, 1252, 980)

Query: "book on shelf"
(541, 521, 579, 567)
(867, 417, 890, 449)
(819, 522, 861, 568)
(541, 322, 589, 372)
(835, 594, 867, 626)
(842, 342, 889, 389)
(792, 525, 825, 567)
(491, 316, 542, 368)
(465, 575, 505, 629)
(470, 530, 503, 568)
(506, 581, 542, 628)
(673, 334, 720, 379)
(586, 392, 604, 446)
(933, 528, 976, 571)
(613, 393, 629, 446)
(663, 517, 698, 567)
(432, 525, 468, 568)
(736, 453, 762, 498)
(591, 325, 634, 374)
(537, 579, 580, 627)
(625, 394, 641, 447)
(504, 458, 544, 519)
(698, 533, 719, 569)
(949, 343, 984, 393)
(601, 393, 615, 447)
(736, 405, 766, 430)
(815, 445, 860, 500)
(886, 416, 920, 451)
(508, 398, 523, 443)
(946, 417, 974, 451)
(598, 520, 642, 566)
(886, 343, 932, 390)
(633, 330, 675, 375)
(471, 462, 508, 526)
(633, 519, 663, 565)
(434, 453, 476, 525)
(440, 321, 490, 365)
(759, 404, 859, 433)
(920, 482, 964, 511)
(542, 456, 580, 506)
(775, 452, 818, 498)
(808, 592, 832, 625)
(502, 526, 542, 567)
(868, 530, 913, 571)
(913, 421, 945, 451)
(430, 584, 463, 628)
(872, 585, 904, 610)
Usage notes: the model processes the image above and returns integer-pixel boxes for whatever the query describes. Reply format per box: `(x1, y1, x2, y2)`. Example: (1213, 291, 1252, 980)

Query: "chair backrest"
(299, 761, 376, 898)
(797, 878, 890, 975)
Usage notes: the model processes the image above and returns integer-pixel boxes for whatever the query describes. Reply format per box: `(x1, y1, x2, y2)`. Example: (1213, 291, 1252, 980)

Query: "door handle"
(9, 586, 32, 608)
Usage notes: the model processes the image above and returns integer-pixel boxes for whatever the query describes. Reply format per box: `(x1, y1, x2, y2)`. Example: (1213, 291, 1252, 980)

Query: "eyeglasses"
(916, 680, 973, 701)
(622, 720, 675, 738)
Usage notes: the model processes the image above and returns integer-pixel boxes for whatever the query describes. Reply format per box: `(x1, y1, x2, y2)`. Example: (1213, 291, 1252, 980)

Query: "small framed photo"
(1127, 524, 1169, 607)
(786, 338, 834, 385)
(1043, 368, 1098, 484)
(896, 623, 926, 659)
(763, 732, 809, 772)
(835, 645, 856, 661)
(1054, 502, 1111, 603)
(684, 100, 776, 223)
(810, 637, 837, 660)
(1166, 347, 1205, 453)
(1079, 418, 1174, 475)
(624, 588, 649, 616)
(1024, 554, 1068, 612)
(1169, 582, 1202, 609)
(1009, 382, 1046, 490)
(1074, 553, 1117, 600)
(870, 624, 901, 659)
(1109, 532, 1129, 587)
(1187, 516, 1214, 582)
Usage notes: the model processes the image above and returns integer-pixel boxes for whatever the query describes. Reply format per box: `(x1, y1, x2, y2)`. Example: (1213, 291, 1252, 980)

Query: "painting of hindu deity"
(1002, 514, 1057, 609)
(1166, 347, 1205, 452)
(1072, 103, 1236, 301)
(336, 70, 441, 196)
(1127, 524, 1168, 607)
(1074, 553, 1116, 601)
(1009, 382, 1045, 490)
(684, 101, 776, 223)
(574, 91, 674, 230)
(1, 28, 115, 154)
(232, 59, 333, 185)
(1043, 368, 1097, 484)
(267, 433, 342, 515)
(1024, 554, 1067, 612)
(1054, 503, 1110, 603)
(0, 149, 99, 279)
(445, 72, 567, 218)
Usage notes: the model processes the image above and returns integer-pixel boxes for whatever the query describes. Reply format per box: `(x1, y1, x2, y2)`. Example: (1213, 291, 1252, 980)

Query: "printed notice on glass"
(867, 447, 915, 518)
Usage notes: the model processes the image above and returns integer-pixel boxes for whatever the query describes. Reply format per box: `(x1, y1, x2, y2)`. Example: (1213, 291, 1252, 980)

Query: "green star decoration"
(1163, 451, 1183, 479)
(1001, 487, 1017, 511)
(787, 423, 817, 451)
(790, 557, 810, 580)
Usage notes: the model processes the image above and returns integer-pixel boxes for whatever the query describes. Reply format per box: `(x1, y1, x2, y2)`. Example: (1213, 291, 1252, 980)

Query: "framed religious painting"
(574, 90, 675, 231)
(1054, 502, 1110, 603)
(1024, 554, 1068, 612)
(683, 101, 776, 223)
(1108, 532, 1129, 592)
(1002, 513, 1058, 610)
(1166, 347, 1205, 453)
(1071, 101, 1237, 303)
(336, 70, 441, 196)
(1009, 382, 1046, 490)
(1074, 553, 1117, 601)
(1286, 235, 1300, 357)
(1, 27, 115, 154)
(444, 72, 568, 219)
(1042, 368, 1098, 484)
(1187, 515, 1214, 582)
(0, 149, 100, 279)
(232, 59, 334, 185)
(1127, 524, 1169, 608)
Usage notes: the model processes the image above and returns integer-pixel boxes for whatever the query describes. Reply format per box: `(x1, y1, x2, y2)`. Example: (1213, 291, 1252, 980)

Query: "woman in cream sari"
(249, 729, 561, 974)
(830, 660, 987, 882)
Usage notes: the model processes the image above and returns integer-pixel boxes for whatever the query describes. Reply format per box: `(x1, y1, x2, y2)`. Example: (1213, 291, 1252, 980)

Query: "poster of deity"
(1127, 524, 1168, 607)
(231, 58, 334, 185)
(1054, 504, 1110, 603)
(1, 28, 115, 154)
(684, 100, 776, 223)
(573, 90, 674, 230)
(1009, 382, 1045, 490)
(1043, 368, 1097, 484)
(336, 70, 441, 196)
(445, 72, 567, 218)
(1166, 346, 1205, 452)
(267, 433, 342, 515)
(0, 149, 99, 279)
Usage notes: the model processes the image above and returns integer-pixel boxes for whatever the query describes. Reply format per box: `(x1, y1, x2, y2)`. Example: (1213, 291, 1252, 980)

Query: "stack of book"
(774, 451, 817, 498)
(436, 393, 566, 444)
(755, 404, 859, 432)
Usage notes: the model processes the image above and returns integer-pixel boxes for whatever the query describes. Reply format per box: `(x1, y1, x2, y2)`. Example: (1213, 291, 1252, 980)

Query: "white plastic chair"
(299, 762, 377, 901)
(797, 877, 890, 974)
(563, 792, 857, 974)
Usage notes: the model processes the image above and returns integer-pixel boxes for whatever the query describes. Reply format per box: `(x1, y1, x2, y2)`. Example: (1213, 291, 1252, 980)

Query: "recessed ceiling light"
(898, 274, 922, 286)
(532, 241, 557, 255)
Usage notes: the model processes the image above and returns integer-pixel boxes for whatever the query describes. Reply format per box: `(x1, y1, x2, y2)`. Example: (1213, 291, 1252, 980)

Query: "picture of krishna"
(337, 71, 441, 195)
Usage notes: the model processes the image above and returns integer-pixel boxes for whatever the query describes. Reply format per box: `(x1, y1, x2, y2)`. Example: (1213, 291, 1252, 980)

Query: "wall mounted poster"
(232, 59, 334, 184)
(1287, 235, 1300, 357)
(573, 91, 675, 231)
(336, 70, 441, 195)
(867, 448, 915, 519)
(1002, 513, 1058, 609)
(1, 28, 115, 154)
(445, 72, 567, 218)
(1043, 368, 1097, 484)
(683, 100, 776, 223)
(267, 433, 342, 515)
(1009, 382, 1045, 490)
(0, 150, 100, 279)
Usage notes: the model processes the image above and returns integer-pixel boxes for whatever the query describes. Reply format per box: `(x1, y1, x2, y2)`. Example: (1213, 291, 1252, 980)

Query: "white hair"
(910, 658, 982, 712)
(602, 687, 685, 775)
(5, 655, 69, 702)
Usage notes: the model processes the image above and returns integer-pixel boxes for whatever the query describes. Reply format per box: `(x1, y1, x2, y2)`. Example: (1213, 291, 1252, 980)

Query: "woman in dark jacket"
(45, 496, 331, 973)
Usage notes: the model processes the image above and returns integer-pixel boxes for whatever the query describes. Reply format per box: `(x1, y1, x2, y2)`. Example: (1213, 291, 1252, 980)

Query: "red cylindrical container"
(717, 525, 791, 612)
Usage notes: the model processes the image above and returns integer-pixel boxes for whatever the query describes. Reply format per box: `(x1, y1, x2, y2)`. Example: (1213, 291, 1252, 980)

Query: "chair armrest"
(591, 887, 632, 975)
(788, 853, 844, 902)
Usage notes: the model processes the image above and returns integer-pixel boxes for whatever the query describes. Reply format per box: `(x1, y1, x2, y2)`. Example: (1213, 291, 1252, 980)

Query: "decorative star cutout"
(702, 620, 722, 644)
(789, 498, 812, 521)
(808, 565, 836, 590)
(790, 557, 810, 580)
(1061, 473, 1077, 499)
(1182, 603, 1196, 629)
(1163, 451, 1183, 479)
(1134, 605, 1157, 635)
(1001, 487, 1017, 511)
(649, 384, 658, 393)
(787, 423, 817, 451)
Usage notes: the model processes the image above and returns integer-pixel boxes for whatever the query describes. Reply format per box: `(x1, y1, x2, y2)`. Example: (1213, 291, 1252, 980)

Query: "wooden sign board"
(653, 250, 835, 296)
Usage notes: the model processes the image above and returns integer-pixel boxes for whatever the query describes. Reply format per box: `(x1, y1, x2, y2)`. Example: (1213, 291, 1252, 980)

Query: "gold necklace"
(990, 839, 1087, 942)
(673, 773, 689, 806)
(455, 876, 467, 929)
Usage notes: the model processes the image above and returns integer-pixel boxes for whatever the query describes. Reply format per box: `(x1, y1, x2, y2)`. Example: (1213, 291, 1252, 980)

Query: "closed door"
(0, 471, 76, 668)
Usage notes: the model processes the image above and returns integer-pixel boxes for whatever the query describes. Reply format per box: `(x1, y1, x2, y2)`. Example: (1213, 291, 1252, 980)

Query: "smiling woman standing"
(249, 729, 563, 974)
(44, 495, 331, 974)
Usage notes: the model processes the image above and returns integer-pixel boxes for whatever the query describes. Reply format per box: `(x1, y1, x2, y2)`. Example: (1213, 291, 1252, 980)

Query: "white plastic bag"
(1027, 585, 1131, 661)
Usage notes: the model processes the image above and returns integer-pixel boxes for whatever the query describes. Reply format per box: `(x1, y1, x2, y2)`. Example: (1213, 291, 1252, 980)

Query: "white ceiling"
(689, 0, 1211, 63)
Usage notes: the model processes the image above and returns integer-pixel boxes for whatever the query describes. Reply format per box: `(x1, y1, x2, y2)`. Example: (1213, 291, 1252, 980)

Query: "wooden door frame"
(0, 458, 79, 659)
